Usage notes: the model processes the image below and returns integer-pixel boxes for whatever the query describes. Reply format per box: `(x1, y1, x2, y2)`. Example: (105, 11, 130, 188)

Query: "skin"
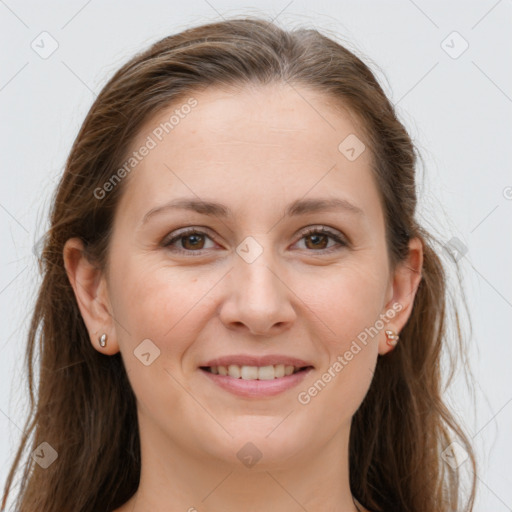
(64, 83, 423, 512)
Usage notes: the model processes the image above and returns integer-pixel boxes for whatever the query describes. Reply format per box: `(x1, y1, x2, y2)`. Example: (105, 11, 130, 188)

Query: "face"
(67, 83, 422, 471)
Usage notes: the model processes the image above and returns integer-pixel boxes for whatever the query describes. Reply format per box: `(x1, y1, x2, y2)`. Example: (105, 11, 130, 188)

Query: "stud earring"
(98, 333, 108, 348)
(385, 329, 399, 347)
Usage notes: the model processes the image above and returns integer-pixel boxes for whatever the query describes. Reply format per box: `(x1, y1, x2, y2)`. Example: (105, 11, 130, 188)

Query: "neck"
(119, 413, 362, 512)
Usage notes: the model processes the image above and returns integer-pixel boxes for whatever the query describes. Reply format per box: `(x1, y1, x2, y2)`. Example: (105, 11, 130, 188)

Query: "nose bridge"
(219, 234, 295, 334)
(234, 234, 282, 301)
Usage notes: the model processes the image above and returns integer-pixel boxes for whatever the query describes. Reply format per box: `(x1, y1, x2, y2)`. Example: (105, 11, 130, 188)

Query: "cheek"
(292, 261, 385, 412)
(296, 267, 382, 422)
(298, 259, 388, 348)
(109, 262, 220, 425)
(110, 256, 219, 357)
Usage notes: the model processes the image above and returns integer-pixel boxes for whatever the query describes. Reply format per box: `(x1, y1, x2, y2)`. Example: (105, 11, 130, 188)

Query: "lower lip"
(199, 367, 313, 398)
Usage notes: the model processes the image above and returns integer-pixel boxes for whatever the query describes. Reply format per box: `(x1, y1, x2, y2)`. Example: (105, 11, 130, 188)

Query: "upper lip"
(200, 354, 314, 368)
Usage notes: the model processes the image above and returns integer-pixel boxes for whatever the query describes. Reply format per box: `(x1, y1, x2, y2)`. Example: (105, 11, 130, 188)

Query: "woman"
(1, 16, 476, 512)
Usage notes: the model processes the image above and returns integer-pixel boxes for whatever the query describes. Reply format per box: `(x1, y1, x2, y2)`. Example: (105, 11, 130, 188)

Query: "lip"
(200, 354, 313, 368)
(199, 366, 314, 398)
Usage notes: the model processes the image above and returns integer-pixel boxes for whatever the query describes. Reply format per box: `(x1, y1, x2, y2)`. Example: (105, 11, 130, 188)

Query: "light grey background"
(1, 1, 511, 510)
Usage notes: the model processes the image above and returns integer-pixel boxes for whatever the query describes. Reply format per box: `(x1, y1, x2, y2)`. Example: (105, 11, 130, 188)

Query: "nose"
(217, 247, 297, 337)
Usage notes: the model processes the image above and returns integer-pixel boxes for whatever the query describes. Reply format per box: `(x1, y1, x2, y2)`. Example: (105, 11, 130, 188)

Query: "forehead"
(114, 83, 383, 229)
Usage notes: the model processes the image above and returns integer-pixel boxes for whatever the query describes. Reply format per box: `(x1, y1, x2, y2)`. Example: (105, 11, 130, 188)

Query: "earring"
(385, 329, 399, 347)
(98, 333, 108, 348)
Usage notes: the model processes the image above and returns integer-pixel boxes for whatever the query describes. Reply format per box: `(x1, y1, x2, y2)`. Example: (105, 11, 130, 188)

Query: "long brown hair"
(2, 16, 477, 512)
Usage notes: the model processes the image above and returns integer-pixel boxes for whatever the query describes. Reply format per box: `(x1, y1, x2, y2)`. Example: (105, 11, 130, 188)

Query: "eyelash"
(162, 226, 348, 256)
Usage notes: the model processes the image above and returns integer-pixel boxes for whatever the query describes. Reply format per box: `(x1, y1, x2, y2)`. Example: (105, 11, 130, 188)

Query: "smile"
(201, 364, 309, 380)
(199, 365, 313, 398)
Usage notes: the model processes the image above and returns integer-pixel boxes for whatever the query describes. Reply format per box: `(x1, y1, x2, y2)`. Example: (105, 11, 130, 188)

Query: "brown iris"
(304, 233, 329, 250)
(181, 233, 206, 250)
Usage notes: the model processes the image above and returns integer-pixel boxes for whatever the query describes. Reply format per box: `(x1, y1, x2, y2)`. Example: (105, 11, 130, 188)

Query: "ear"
(378, 237, 423, 356)
(63, 237, 120, 355)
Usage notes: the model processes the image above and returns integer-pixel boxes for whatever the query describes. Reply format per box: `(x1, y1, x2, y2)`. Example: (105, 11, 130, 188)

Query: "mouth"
(199, 364, 313, 380)
(198, 361, 314, 398)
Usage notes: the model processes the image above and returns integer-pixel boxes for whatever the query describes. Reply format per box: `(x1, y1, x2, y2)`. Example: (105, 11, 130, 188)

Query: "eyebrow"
(141, 196, 365, 225)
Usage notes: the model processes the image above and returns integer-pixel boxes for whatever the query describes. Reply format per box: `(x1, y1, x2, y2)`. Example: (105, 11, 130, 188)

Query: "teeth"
(241, 365, 259, 380)
(258, 365, 276, 380)
(227, 365, 241, 379)
(274, 364, 285, 378)
(206, 364, 304, 380)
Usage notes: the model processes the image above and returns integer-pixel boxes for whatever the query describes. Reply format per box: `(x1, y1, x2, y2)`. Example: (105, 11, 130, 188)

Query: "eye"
(294, 226, 348, 253)
(162, 228, 216, 255)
